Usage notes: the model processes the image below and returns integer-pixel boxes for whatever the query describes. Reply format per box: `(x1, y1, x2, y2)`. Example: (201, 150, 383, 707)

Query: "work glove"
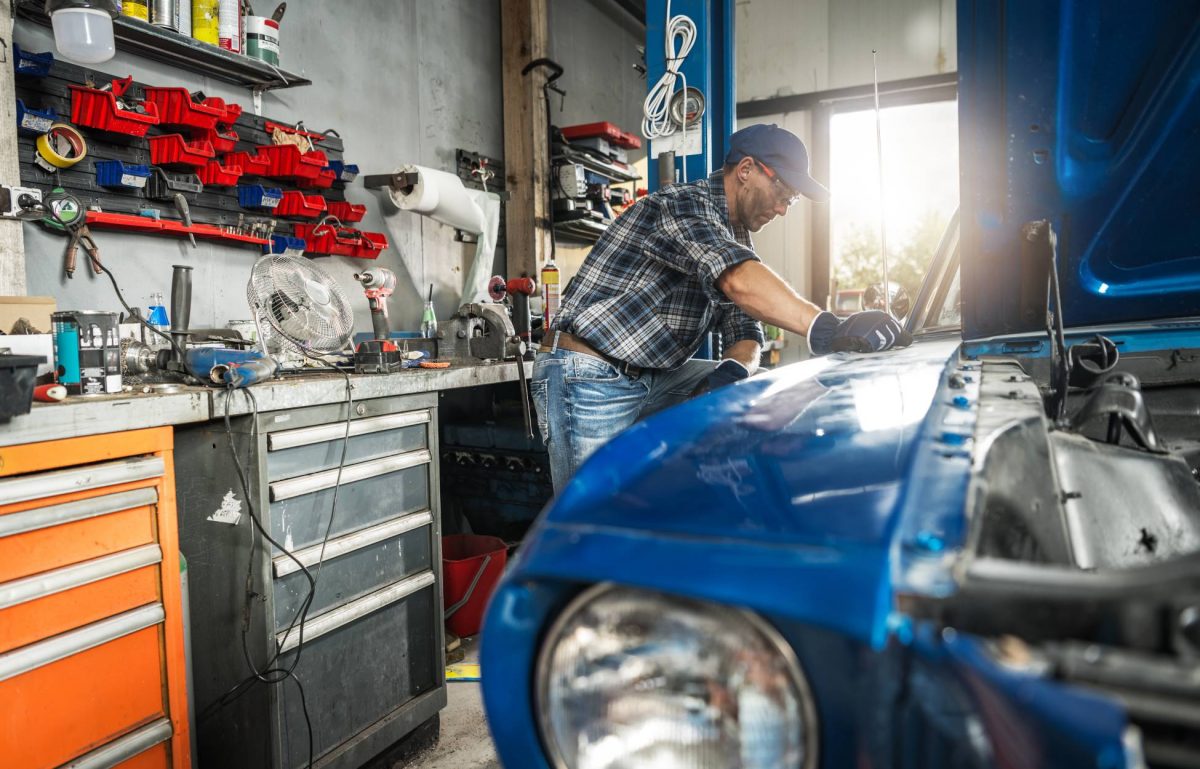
(807, 310, 912, 355)
(691, 358, 752, 396)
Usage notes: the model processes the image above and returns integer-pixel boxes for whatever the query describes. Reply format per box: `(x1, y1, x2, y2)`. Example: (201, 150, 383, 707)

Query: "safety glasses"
(753, 159, 802, 207)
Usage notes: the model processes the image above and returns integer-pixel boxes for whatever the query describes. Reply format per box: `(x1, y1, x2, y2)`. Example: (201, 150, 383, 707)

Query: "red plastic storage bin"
(196, 161, 243, 186)
(143, 86, 223, 130)
(294, 222, 361, 256)
(297, 168, 337, 189)
(442, 535, 507, 637)
(326, 201, 366, 223)
(350, 230, 388, 259)
(194, 126, 238, 153)
(225, 151, 270, 176)
(200, 96, 242, 126)
(275, 191, 327, 218)
(148, 134, 215, 168)
(69, 80, 160, 137)
(254, 145, 328, 181)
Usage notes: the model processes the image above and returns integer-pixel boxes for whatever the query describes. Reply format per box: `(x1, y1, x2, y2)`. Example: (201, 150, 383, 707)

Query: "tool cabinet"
(175, 392, 445, 769)
(0, 428, 192, 769)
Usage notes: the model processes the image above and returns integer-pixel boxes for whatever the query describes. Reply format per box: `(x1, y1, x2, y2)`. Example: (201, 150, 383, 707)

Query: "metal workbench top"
(0, 361, 532, 448)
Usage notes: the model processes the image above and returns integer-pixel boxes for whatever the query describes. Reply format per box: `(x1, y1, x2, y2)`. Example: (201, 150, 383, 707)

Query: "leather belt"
(538, 331, 645, 378)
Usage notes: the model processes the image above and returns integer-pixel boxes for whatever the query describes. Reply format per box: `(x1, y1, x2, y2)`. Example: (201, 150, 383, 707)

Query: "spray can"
(192, 0, 218, 44)
(541, 259, 560, 331)
(122, 0, 149, 21)
(218, 0, 241, 53)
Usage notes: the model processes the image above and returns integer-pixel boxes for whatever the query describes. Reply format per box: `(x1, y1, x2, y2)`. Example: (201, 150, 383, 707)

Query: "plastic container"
(146, 168, 204, 200)
(0, 354, 45, 422)
(204, 98, 242, 126)
(296, 168, 337, 189)
(275, 191, 327, 218)
(12, 44, 54, 77)
(143, 86, 223, 130)
(226, 151, 271, 177)
(326, 200, 366, 223)
(442, 534, 507, 637)
(264, 234, 306, 255)
(350, 230, 388, 259)
(69, 80, 161, 137)
(148, 134, 215, 168)
(15, 100, 57, 135)
(237, 184, 282, 210)
(294, 221, 362, 256)
(95, 159, 152, 189)
(253, 145, 328, 181)
(325, 161, 360, 183)
(194, 126, 239, 153)
(196, 161, 243, 186)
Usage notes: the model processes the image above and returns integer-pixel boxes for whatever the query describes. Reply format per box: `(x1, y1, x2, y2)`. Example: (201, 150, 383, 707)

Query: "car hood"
(512, 339, 963, 644)
(959, 0, 1200, 339)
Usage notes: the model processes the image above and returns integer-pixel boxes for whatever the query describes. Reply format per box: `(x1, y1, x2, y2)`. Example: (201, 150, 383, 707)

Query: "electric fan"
(247, 253, 355, 363)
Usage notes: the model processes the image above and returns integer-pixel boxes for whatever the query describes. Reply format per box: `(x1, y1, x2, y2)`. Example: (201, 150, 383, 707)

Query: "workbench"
(0, 360, 533, 769)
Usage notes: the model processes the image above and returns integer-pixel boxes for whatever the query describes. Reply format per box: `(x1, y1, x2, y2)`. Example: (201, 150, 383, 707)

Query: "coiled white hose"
(641, 2, 697, 141)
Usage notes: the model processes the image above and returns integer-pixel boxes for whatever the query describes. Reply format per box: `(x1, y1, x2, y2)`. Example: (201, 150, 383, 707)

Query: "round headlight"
(536, 584, 817, 769)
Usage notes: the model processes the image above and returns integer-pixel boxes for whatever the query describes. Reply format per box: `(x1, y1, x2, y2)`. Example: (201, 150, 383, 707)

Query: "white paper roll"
(387, 164, 486, 234)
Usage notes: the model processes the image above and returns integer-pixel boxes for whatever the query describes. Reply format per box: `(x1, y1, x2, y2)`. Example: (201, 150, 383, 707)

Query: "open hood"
(959, 1, 1200, 340)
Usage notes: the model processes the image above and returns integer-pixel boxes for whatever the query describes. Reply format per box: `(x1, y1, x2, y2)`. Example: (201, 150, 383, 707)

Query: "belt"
(539, 331, 645, 378)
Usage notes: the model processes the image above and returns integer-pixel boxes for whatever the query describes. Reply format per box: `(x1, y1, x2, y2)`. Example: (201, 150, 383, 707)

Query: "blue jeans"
(530, 346, 718, 494)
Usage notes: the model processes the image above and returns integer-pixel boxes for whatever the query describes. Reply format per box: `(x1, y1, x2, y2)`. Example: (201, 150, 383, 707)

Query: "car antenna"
(872, 49, 892, 318)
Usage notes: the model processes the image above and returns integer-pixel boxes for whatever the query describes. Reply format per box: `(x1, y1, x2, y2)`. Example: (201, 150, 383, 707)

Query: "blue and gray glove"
(807, 310, 911, 355)
(691, 358, 752, 396)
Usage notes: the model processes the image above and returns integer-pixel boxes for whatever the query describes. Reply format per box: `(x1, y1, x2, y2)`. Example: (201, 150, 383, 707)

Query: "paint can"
(218, 0, 242, 53)
(52, 311, 122, 396)
(121, 0, 149, 21)
(150, 0, 177, 30)
(192, 0, 218, 44)
(244, 15, 279, 66)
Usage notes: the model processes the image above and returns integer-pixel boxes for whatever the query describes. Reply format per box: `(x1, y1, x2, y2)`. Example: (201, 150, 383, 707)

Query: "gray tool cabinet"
(174, 391, 445, 769)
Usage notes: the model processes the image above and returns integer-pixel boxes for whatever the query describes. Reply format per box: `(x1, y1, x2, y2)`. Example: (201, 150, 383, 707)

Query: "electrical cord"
(641, 0, 696, 141)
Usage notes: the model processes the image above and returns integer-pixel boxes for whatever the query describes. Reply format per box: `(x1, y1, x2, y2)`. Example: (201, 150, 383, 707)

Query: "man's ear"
(737, 156, 755, 183)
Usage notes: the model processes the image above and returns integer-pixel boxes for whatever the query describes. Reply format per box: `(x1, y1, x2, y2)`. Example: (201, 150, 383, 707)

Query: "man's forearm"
(723, 339, 761, 372)
(716, 260, 824, 335)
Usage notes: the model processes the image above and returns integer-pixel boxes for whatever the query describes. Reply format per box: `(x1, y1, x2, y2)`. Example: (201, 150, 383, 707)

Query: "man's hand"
(692, 358, 752, 397)
(807, 310, 912, 355)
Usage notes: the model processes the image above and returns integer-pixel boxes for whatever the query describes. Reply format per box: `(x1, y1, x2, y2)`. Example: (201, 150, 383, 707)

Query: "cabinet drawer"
(268, 452, 431, 552)
(0, 605, 166, 769)
(66, 719, 173, 769)
(0, 488, 159, 584)
(266, 411, 430, 482)
(0, 545, 162, 653)
(275, 576, 438, 768)
(272, 511, 433, 629)
(0, 457, 164, 506)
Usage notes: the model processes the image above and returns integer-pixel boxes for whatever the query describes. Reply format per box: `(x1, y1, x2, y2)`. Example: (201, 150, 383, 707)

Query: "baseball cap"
(725, 124, 830, 203)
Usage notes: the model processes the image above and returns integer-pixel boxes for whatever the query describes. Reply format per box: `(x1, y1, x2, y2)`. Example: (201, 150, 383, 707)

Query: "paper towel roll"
(387, 164, 486, 234)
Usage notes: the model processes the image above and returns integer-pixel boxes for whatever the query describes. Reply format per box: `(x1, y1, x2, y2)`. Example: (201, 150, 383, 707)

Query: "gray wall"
(15, 0, 503, 334)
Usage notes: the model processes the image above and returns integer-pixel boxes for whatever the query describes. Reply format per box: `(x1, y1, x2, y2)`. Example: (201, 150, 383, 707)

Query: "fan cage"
(247, 253, 355, 357)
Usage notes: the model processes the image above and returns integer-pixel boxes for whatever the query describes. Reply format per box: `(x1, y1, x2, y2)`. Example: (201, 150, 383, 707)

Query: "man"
(532, 123, 908, 492)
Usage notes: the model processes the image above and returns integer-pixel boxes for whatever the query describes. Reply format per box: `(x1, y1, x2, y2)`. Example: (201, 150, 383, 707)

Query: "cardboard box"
(0, 296, 56, 334)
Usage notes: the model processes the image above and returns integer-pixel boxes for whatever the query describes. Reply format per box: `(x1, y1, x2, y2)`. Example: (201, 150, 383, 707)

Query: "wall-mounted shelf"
(16, 3, 311, 91)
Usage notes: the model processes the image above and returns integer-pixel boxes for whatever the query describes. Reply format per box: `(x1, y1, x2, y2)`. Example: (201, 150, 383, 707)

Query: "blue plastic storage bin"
(95, 160, 152, 190)
(13, 44, 53, 77)
(15, 100, 56, 135)
(264, 234, 306, 255)
(325, 161, 359, 183)
(238, 185, 283, 210)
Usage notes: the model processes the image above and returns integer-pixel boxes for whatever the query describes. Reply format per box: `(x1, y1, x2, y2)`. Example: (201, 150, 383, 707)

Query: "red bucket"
(442, 534, 507, 637)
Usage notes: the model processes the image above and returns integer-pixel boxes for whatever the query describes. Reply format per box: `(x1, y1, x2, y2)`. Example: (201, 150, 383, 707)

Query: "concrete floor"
(404, 637, 501, 769)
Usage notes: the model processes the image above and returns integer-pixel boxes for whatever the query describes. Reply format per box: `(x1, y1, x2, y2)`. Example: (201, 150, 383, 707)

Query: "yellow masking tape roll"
(35, 123, 88, 168)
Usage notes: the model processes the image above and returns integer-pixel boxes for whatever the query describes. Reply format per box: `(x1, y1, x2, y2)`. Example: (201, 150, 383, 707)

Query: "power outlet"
(0, 185, 44, 218)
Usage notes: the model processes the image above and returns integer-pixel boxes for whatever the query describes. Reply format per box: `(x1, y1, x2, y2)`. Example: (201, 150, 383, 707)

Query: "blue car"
(481, 2, 1200, 767)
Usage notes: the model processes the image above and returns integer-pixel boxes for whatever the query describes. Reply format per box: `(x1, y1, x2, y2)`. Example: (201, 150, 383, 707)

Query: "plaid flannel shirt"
(554, 170, 764, 370)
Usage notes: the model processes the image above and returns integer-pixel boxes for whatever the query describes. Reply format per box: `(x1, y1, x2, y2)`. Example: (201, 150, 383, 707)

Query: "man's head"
(723, 124, 829, 232)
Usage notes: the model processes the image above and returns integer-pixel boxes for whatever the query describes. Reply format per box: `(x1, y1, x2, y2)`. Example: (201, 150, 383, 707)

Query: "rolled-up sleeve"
(642, 196, 760, 306)
(719, 304, 764, 347)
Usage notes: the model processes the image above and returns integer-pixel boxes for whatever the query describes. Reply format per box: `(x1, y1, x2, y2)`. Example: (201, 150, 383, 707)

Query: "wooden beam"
(0, 3, 28, 295)
(500, 0, 551, 280)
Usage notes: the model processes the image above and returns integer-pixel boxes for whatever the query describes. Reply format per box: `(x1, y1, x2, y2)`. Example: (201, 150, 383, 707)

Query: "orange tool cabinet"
(0, 427, 191, 769)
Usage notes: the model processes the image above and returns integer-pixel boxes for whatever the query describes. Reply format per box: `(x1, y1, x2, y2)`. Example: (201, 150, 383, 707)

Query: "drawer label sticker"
(208, 489, 243, 525)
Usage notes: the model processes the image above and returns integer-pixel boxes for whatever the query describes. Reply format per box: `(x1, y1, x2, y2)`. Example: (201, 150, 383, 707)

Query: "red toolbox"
(196, 161, 243, 186)
(143, 86, 223, 130)
(254, 145, 328, 181)
(275, 191, 327, 218)
(326, 200, 366, 223)
(225, 150, 271, 176)
(294, 221, 361, 256)
(561, 121, 642, 149)
(69, 78, 160, 137)
(148, 134, 215, 168)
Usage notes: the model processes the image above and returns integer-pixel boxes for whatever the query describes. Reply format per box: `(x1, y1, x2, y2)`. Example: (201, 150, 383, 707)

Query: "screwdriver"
(174, 193, 197, 248)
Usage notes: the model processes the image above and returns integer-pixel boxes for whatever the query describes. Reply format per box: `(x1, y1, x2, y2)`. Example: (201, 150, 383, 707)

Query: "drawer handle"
(273, 510, 433, 578)
(267, 410, 431, 451)
(269, 449, 432, 502)
(0, 603, 163, 682)
(0, 488, 158, 538)
(0, 457, 164, 507)
(0, 544, 162, 610)
(276, 570, 435, 653)
(61, 718, 172, 769)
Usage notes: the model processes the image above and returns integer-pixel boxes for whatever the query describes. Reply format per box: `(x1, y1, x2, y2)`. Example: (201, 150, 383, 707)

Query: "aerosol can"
(541, 258, 560, 332)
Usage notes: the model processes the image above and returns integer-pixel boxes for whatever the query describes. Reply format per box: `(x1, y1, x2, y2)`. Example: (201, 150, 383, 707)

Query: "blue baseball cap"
(725, 124, 830, 203)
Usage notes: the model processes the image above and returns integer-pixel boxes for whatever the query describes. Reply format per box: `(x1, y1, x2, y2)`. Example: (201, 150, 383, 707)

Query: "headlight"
(536, 584, 817, 769)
